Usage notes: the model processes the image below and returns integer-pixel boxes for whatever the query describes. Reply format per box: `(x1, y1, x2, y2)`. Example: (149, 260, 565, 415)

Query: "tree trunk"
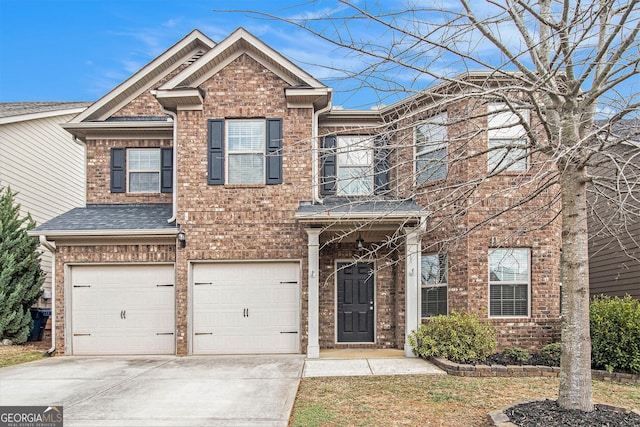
(557, 164, 594, 411)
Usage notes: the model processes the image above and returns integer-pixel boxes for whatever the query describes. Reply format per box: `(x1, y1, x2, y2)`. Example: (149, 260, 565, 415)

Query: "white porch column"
(404, 228, 421, 357)
(306, 228, 321, 358)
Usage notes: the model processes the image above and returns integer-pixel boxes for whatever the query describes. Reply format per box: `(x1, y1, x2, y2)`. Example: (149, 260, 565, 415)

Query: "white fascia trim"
(0, 107, 88, 125)
(160, 28, 325, 91)
(294, 211, 424, 221)
(73, 31, 215, 123)
(28, 229, 179, 238)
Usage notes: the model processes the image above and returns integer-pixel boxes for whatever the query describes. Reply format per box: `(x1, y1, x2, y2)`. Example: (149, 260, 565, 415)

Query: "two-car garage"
(69, 262, 300, 356)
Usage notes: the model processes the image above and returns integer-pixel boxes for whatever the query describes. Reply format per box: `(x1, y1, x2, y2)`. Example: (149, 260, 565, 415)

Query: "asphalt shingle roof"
(296, 197, 423, 216)
(34, 204, 176, 232)
(0, 102, 91, 118)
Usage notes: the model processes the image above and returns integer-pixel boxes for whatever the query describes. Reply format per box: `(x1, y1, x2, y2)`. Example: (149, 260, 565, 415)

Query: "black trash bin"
(28, 308, 51, 342)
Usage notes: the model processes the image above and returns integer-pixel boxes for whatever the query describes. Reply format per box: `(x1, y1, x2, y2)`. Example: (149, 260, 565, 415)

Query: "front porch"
(295, 198, 426, 358)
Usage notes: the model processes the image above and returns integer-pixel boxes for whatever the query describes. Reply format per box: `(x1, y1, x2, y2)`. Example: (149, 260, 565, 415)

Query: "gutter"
(38, 236, 56, 357)
(312, 91, 333, 204)
(28, 229, 179, 238)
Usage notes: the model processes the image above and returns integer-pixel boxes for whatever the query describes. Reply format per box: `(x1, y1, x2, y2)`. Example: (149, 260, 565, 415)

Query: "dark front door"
(337, 262, 374, 342)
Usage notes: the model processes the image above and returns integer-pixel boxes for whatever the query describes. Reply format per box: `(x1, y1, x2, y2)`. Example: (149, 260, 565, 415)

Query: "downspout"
(39, 236, 56, 356)
(312, 90, 333, 204)
(161, 108, 178, 224)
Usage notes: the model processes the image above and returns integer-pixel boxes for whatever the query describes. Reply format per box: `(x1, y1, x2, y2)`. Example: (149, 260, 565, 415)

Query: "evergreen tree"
(0, 186, 43, 344)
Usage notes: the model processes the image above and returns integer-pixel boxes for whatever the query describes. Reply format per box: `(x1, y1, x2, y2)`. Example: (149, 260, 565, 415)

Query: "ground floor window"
(489, 248, 530, 317)
(421, 252, 448, 317)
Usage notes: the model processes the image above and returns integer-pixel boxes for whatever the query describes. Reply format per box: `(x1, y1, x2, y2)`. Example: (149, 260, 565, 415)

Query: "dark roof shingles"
(34, 204, 176, 232)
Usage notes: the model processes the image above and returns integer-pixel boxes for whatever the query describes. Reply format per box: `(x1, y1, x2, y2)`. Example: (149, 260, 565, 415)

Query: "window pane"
(129, 172, 160, 193)
(489, 284, 528, 316)
(421, 286, 447, 317)
(129, 149, 160, 171)
(416, 122, 447, 149)
(337, 136, 373, 166)
(228, 154, 264, 184)
(228, 121, 264, 152)
(337, 166, 372, 195)
(417, 147, 447, 183)
(421, 253, 447, 286)
(488, 139, 527, 172)
(489, 249, 529, 282)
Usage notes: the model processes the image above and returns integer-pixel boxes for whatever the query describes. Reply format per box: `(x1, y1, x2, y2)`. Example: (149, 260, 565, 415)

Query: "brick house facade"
(33, 28, 561, 357)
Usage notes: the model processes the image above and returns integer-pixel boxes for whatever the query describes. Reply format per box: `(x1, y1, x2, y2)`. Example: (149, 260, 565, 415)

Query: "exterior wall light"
(178, 230, 186, 248)
(356, 234, 365, 252)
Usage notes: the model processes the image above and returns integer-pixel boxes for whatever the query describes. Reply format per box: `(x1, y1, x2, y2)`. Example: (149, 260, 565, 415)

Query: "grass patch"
(291, 402, 336, 427)
(0, 345, 45, 368)
(290, 375, 640, 427)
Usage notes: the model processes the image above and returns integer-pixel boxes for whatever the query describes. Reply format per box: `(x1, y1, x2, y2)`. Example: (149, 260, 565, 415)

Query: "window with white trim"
(227, 120, 265, 184)
(415, 113, 447, 184)
(489, 248, 530, 317)
(337, 136, 373, 195)
(128, 148, 161, 193)
(487, 105, 529, 172)
(421, 252, 448, 317)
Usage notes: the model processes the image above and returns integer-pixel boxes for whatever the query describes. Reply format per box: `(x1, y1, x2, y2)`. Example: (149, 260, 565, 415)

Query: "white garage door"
(71, 264, 175, 355)
(192, 262, 300, 354)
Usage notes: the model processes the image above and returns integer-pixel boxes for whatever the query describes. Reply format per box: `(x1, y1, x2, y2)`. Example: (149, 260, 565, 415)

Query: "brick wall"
(54, 242, 176, 354)
(172, 53, 314, 354)
(85, 138, 173, 204)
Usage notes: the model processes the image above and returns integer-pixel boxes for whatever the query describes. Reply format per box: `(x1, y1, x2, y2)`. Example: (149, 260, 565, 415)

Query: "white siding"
(0, 112, 86, 307)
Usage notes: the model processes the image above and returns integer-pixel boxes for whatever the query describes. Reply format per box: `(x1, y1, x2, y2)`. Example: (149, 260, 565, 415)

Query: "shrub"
(590, 295, 640, 374)
(503, 347, 531, 364)
(537, 342, 561, 367)
(408, 311, 497, 364)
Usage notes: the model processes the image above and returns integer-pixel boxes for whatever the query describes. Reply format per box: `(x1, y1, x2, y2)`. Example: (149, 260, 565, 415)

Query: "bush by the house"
(536, 342, 561, 367)
(408, 311, 497, 364)
(590, 295, 640, 374)
(503, 347, 531, 364)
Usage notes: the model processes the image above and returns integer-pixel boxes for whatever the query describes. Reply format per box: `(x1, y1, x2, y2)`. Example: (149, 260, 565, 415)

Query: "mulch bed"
(506, 399, 640, 426)
(482, 352, 558, 367)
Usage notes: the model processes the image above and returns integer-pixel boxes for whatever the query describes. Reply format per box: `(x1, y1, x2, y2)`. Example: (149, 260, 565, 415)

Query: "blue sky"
(0, 0, 382, 108)
(1, 1, 638, 114)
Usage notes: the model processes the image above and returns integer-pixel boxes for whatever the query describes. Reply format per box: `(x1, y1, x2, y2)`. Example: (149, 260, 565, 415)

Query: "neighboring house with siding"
(588, 122, 640, 300)
(0, 102, 89, 308)
(31, 29, 562, 357)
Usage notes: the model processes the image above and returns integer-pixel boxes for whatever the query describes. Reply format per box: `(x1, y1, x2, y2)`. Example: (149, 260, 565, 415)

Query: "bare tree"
(228, 0, 640, 411)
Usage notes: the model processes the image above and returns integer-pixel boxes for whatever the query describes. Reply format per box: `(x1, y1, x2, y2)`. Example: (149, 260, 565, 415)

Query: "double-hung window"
(337, 136, 373, 196)
(227, 120, 265, 184)
(415, 113, 447, 184)
(128, 148, 161, 193)
(489, 248, 530, 317)
(421, 252, 448, 317)
(207, 118, 282, 186)
(487, 105, 529, 172)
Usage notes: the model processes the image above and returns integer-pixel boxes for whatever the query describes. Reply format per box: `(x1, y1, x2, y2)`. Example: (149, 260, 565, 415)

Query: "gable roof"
(0, 102, 90, 124)
(159, 27, 326, 91)
(71, 30, 215, 123)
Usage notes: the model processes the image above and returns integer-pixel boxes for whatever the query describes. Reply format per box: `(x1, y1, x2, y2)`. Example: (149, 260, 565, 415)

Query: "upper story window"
(487, 105, 529, 172)
(208, 118, 282, 186)
(489, 248, 530, 317)
(128, 149, 161, 193)
(421, 252, 448, 318)
(110, 147, 172, 194)
(415, 113, 448, 184)
(337, 136, 373, 196)
(227, 120, 265, 184)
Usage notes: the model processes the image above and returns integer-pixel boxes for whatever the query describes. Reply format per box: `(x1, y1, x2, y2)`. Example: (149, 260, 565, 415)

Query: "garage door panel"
(71, 265, 175, 355)
(192, 262, 300, 354)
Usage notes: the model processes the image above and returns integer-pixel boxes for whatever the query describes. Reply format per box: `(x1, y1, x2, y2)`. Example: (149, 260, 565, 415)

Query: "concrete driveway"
(0, 355, 305, 426)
